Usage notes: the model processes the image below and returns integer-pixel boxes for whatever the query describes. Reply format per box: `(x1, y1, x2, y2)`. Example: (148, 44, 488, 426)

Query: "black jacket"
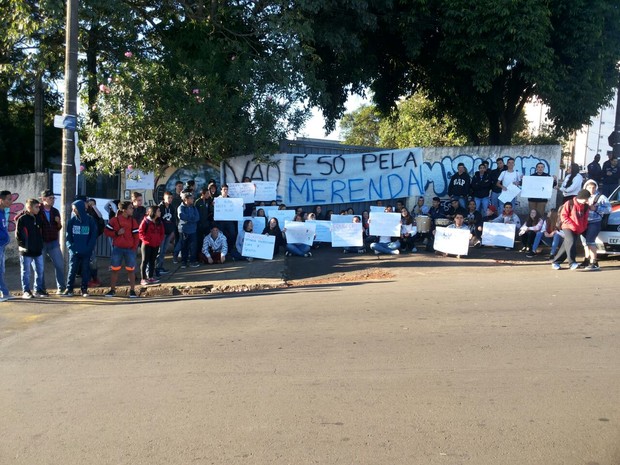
(470, 172, 493, 198)
(15, 212, 44, 257)
(448, 172, 471, 197)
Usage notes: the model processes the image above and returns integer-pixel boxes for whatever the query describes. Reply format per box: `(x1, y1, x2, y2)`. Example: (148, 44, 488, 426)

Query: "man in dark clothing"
(171, 181, 184, 262)
(527, 162, 557, 216)
(131, 192, 147, 225)
(156, 191, 176, 275)
(470, 163, 493, 213)
(16, 198, 46, 299)
(65, 200, 98, 297)
(587, 154, 602, 183)
(194, 187, 212, 254)
(489, 158, 506, 209)
(601, 156, 619, 197)
(37, 189, 65, 294)
(447, 163, 471, 210)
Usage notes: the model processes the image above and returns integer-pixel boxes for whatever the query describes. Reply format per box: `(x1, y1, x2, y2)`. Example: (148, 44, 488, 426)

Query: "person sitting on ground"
(446, 196, 467, 220)
(551, 189, 590, 270)
(369, 207, 401, 256)
(475, 205, 498, 243)
(491, 202, 521, 250)
(283, 216, 313, 257)
(201, 225, 228, 264)
(343, 216, 366, 254)
(518, 209, 543, 252)
(465, 200, 483, 245)
(262, 217, 286, 256)
(399, 207, 417, 252)
(313, 205, 325, 221)
(138, 205, 165, 285)
(441, 213, 472, 257)
(527, 208, 564, 259)
(413, 197, 429, 216)
(230, 219, 254, 262)
(579, 179, 611, 270)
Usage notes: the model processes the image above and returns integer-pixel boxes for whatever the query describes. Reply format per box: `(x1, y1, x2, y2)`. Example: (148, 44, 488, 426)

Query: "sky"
(294, 94, 369, 141)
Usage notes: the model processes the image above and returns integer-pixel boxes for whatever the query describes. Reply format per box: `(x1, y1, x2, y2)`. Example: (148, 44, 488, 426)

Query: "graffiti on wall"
(4, 193, 25, 232)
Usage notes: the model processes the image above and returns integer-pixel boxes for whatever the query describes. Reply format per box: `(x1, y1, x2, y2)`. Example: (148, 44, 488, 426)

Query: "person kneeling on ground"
(201, 225, 228, 264)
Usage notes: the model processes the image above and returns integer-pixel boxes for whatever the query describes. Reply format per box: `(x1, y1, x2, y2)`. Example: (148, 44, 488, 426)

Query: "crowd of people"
(0, 155, 617, 301)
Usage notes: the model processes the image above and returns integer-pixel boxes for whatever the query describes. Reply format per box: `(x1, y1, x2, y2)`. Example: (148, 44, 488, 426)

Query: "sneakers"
(343, 249, 349, 254)
(585, 262, 600, 271)
(190, 262, 200, 268)
(392, 249, 400, 255)
(33, 290, 49, 297)
(569, 262, 579, 271)
(140, 279, 149, 286)
(505, 247, 512, 251)
(357, 249, 365, 254)
(551, 263, 561, 270)
(285, 251, 291, 257)
(411, 247, 418, 253)
(22, 291, 33, 299)
(63, 289, 75, 297)
(128, 290, 138, 298)
(157, 268, 169, 275)
(172, 257, 179, 264)
(578, 259, 589, 269)
(56, 289, 65, 295)
(81, 291, 89, 298)
(148, 277, 159, 284)
(304, 252, 312, 258)
(0, 296, 9, 303)
(104, 289, 116, 297)
(525, 251, 537, 258)
(181, 263, 188, 269)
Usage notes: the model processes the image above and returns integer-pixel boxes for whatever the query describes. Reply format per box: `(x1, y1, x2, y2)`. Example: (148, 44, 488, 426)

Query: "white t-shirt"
(498, 170, 522, 187)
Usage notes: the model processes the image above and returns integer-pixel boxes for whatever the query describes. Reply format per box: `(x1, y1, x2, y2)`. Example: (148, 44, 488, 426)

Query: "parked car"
(595, 185, 620, 256)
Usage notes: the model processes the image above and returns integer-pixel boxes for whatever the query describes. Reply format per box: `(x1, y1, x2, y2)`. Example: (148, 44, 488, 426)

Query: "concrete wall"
(1, 173, 50, 262)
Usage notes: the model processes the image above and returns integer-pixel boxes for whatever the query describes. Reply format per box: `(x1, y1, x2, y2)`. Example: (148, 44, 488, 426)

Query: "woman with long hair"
(400, 207, 417, 252)
(519, 209, 543, 252)
(559, 163, 584, 202)
(527, 208, 564, 259)
(138, 205, 165, 285)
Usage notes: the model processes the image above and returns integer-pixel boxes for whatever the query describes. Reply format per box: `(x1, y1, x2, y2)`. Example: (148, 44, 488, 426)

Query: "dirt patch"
(287, 267, 395, 286)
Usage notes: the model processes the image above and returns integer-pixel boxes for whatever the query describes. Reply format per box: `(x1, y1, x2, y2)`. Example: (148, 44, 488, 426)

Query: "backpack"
(556, 201, 574, 229)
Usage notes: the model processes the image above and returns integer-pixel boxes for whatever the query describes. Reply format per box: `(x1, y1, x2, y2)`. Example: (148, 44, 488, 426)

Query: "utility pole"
(60, 0, 79, 255)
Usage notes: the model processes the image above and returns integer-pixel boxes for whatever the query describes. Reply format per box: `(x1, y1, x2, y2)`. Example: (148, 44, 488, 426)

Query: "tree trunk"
(34, 73, 44, 172)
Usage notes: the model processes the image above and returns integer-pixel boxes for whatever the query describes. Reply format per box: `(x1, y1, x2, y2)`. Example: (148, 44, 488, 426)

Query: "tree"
(300, 0, 620, 145)
(339, 105, 381, 147)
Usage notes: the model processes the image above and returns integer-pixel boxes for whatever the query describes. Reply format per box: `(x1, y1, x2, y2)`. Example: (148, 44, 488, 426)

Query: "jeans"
(20, 254, 45, 293)
(553, 229, 578, 265)
(286, 243, 311, 256)
(141, 244, 159, 279)
(474, 196, 489, 214)
(532, 232, 563, 255)
(43, 240, 66, 292)
(157, 232, 175, 269)
(0, 245, 9, 297)
(180, 232, 197, 264)
(489, 191, 501, 209)
(370, 241, 400, 254)
(67, 251, 91, 292)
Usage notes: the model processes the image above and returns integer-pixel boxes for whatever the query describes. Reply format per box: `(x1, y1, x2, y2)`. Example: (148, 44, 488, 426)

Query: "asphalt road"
(0, 258, 618, 465)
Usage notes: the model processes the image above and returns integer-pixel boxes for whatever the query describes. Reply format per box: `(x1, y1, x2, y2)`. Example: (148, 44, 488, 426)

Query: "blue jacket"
(178, 203, 199, 234)
(66, 200, 98, 254)
(0, 208, 9, 247)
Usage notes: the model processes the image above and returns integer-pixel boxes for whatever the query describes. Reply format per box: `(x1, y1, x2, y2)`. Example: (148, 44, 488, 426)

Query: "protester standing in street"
(16, 198, 46, 299)
(104, 201, 140, 298)
(37, 189, 65, 295)
(65, 200, 98, 297)
(551, 189, 590, 271)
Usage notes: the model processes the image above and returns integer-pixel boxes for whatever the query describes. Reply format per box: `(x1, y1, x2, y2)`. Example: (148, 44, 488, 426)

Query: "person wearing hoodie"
(104, 201, 140, 298)
(447, 163, 471, 210)
(65, 200, 98, 297)
(15, 198, 46, 299)
(177, 191, 200, 268)
(551, 189, 590, 271)
(201, 225, 228, 264)
(138, 206, 165, 285)
(579, 180, 611, 270)
(0, 190, 13, 302)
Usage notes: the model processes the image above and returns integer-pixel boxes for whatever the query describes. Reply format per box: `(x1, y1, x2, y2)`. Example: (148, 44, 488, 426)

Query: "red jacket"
(138, 217, 165, 247)
(104, 214, 139, 249)
(560, 198, 588, 234)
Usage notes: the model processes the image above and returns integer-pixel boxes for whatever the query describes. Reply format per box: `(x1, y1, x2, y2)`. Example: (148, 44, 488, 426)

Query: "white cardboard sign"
(331, 223, 363, 247)
(306, 220, 332, 243)
(228, 183, 255, 203)
(253, 181, 278, 201)
(520, 176, 554, 199)
(214, 197, 244, 221)
(284, 221, 316, 246)
(241, 233, 276, 260)
(237, 216, 266, 235)
(481, 222, 516, 248)
(433, 227, 470, 256)
(498, 183, 521, 204)
(369, 212, 401, 237)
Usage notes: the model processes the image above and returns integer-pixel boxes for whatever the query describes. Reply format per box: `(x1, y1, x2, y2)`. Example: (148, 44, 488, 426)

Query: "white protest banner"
(481, 222, 516, 248)
(306, 220, 332, 242)
(125, 169, 155, 190)
(498, 183, 521, 204)
(269, 209, 295, 225)
(370, 205, 386, 212)
(214, 197, 244, 221)
(284, 221, 316, 246)
(369, 212, 401, 237)
(237, 216, 266, 235)
(520, 176, 554, 199)
(228, 183, 255, 203)
(241, 233, 275, 260)
(253, 181, 277, 201)
(330, 214, 356, 224)
(221, 148, 425, 207)
(331, 223, 363, 247)
(433, 227, 470, 256)
(401, 224, 417, 236)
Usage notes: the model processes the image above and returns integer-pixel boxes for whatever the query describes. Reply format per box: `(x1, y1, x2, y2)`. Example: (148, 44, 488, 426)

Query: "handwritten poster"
(498, 183, 521, 204)
(241, 233, 276, 260)
(237, 216, 266, 235)
(253, 181, 278, 201)
(214, 197, 244, 221)
(369, 212, 401, 237)
(481, 222, 516, 248)
(306, 220, 332, 243)
(331, 223, 363, 247)
(228, 183, 255, 203)
(433, 227, 470, 256)
(520, 176, 554, 199)
(284, 221, 316, 246)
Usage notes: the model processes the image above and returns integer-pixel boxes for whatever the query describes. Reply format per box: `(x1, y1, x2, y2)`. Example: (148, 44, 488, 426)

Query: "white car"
(594, 185, 620, 256)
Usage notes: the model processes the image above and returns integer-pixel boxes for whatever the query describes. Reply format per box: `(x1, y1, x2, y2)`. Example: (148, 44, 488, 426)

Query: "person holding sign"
(230, 220, 254, 262)
(496, 158, 522, 210)
(527, 162, 557, 216)
(262, 217, 286, 256)
(215, 184, 239, 253)
(491, 202, 521, 250)
(201, 226, 228, 264)
(283, 217, 313, 258)
(400, 208, 417, 253)
(369, 207, 401, 256)
(342, 216, 366, 254)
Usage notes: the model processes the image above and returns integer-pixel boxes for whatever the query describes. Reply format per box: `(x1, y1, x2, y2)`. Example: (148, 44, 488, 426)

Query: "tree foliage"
(302, 0, 620, 145)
